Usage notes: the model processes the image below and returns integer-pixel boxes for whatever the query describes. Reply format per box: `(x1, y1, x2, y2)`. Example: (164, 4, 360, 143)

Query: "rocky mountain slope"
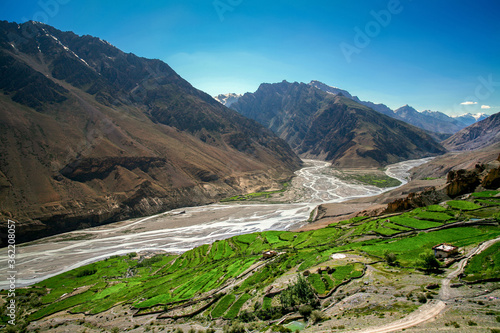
(309, 81, 487, 135)
(0, 21, 301, 243)
(230, 80, 446, 168)
(309, 80, 395, 117)
(410, 142, 500, 180)
(394, 105, 474, 135)
(442, 111, 500, 151)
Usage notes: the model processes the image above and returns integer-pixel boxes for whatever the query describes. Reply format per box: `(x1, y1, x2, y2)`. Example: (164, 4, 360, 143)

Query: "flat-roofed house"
(432, 243, 458, 258)
(262, 250, 277, 259)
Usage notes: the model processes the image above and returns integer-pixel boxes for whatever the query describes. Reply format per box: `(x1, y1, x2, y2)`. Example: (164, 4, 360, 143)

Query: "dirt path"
(346, 236, 500, 333)
(441, 237, 500, 301)
(348, 300, 446, 333)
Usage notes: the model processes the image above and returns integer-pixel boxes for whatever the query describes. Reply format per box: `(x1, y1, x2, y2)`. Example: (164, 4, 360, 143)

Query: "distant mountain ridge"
(393, 105, 462, 135)
(442, 112, 500, 151)
(309, 80, 395, 117)
(231, 80, 446, 168)
(451, 112, 489, 125)
(0, 21, 301, 243)
(307, 81, 488, 135)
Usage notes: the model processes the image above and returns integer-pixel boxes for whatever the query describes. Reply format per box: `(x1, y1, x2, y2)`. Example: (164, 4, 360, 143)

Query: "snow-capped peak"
(214, 93, 242, 107)
(452, 112, 487, 121)
(309, 80, 341, 90)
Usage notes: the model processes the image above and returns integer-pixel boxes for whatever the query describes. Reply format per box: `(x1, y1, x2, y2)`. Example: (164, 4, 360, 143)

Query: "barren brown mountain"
(231, 81, 446, 167)
(0, 21, 301, 244)
(442, 111, 500, 151)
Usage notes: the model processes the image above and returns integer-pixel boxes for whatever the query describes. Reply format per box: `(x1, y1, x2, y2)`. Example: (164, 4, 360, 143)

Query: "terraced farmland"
(2, 191, 499, 332)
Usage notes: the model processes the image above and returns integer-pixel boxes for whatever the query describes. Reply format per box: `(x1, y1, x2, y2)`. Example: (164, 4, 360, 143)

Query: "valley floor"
(0, 159, 421, 290)
(2, 158, 499, 333)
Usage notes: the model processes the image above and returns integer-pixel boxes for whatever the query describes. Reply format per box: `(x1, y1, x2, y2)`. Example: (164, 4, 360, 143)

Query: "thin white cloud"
(481, 105, 491, 109)
(460, 101, 477, 105)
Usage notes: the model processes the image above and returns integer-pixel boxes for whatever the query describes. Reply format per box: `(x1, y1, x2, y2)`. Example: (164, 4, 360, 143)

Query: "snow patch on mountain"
(214, 93, 242, 107)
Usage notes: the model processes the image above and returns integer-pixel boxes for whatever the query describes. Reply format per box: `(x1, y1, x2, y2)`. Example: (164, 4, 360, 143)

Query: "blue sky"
(1, 0, 499, 115)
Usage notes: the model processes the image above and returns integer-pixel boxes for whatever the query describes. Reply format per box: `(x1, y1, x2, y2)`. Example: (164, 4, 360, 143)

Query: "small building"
(262, 250, 278, 259)
(432, 243, 458, 258)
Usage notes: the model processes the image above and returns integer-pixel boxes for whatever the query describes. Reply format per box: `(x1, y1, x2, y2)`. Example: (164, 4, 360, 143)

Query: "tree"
(279, 274, 316, 308)
(384, 251, 398, 266)
(299, 304, 313, 318)
(310, 310, 328, 323)
(419, 251, 441, 272)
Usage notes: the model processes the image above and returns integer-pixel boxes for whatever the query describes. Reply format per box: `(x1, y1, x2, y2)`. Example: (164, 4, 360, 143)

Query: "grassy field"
(462, 242, 500, 283)
(446, 200, 483, 211)
(224, 293, 252, 319)
(471, 190, 500, 198)
(330, 170, 402, 188)
(2, 191, 499, 331)
(211, 294, 236, 318)
(220, 182, 289, 202)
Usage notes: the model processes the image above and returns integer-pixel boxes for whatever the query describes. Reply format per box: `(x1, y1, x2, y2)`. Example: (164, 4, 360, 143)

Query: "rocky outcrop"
(445, 165, 485, 197)
(60, 157, 168, 182)
(382, 160, 499, 215)
(482, 166, 500, 189)
(384, 187, 449, 214)
(481, 154, 500, 189)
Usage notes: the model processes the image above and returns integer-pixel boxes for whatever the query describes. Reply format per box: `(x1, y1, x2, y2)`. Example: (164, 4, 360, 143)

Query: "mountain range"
(0, 21, 301, 242)
(218, 81, 488, 138)
(309, 81, 489, 135)
(230, 81, 446, 168)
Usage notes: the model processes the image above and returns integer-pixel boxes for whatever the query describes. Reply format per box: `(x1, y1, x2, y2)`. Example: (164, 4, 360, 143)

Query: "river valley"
(0, 158, 432, 289)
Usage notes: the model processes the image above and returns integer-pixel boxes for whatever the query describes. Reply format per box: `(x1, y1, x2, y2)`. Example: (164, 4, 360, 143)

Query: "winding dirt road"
(350, 237, 500, 333)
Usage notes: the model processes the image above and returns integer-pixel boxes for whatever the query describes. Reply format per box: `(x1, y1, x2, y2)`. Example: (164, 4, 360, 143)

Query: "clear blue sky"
(1, 0, 499, 115)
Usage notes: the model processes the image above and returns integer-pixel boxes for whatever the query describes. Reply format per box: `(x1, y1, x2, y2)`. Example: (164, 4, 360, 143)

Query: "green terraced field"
(389, 216, 443, 229)
(463, 242, 500, 282)
(446, 200, 483, 211)
(211, 294, 236, 318)
(3, 191, 499, 329)
(308, 263, 364, 295)
(413, 210, 455, 222)
(224, 293, 252, 319)
(344, 226, 500, 266)
(471, 190, 500, 198)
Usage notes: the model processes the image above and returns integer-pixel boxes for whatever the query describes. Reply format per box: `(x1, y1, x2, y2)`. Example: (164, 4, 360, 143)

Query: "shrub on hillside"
(280, 275, 317, 308)
(418, 252, 441, 272)
(384, 251, 398, 266)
